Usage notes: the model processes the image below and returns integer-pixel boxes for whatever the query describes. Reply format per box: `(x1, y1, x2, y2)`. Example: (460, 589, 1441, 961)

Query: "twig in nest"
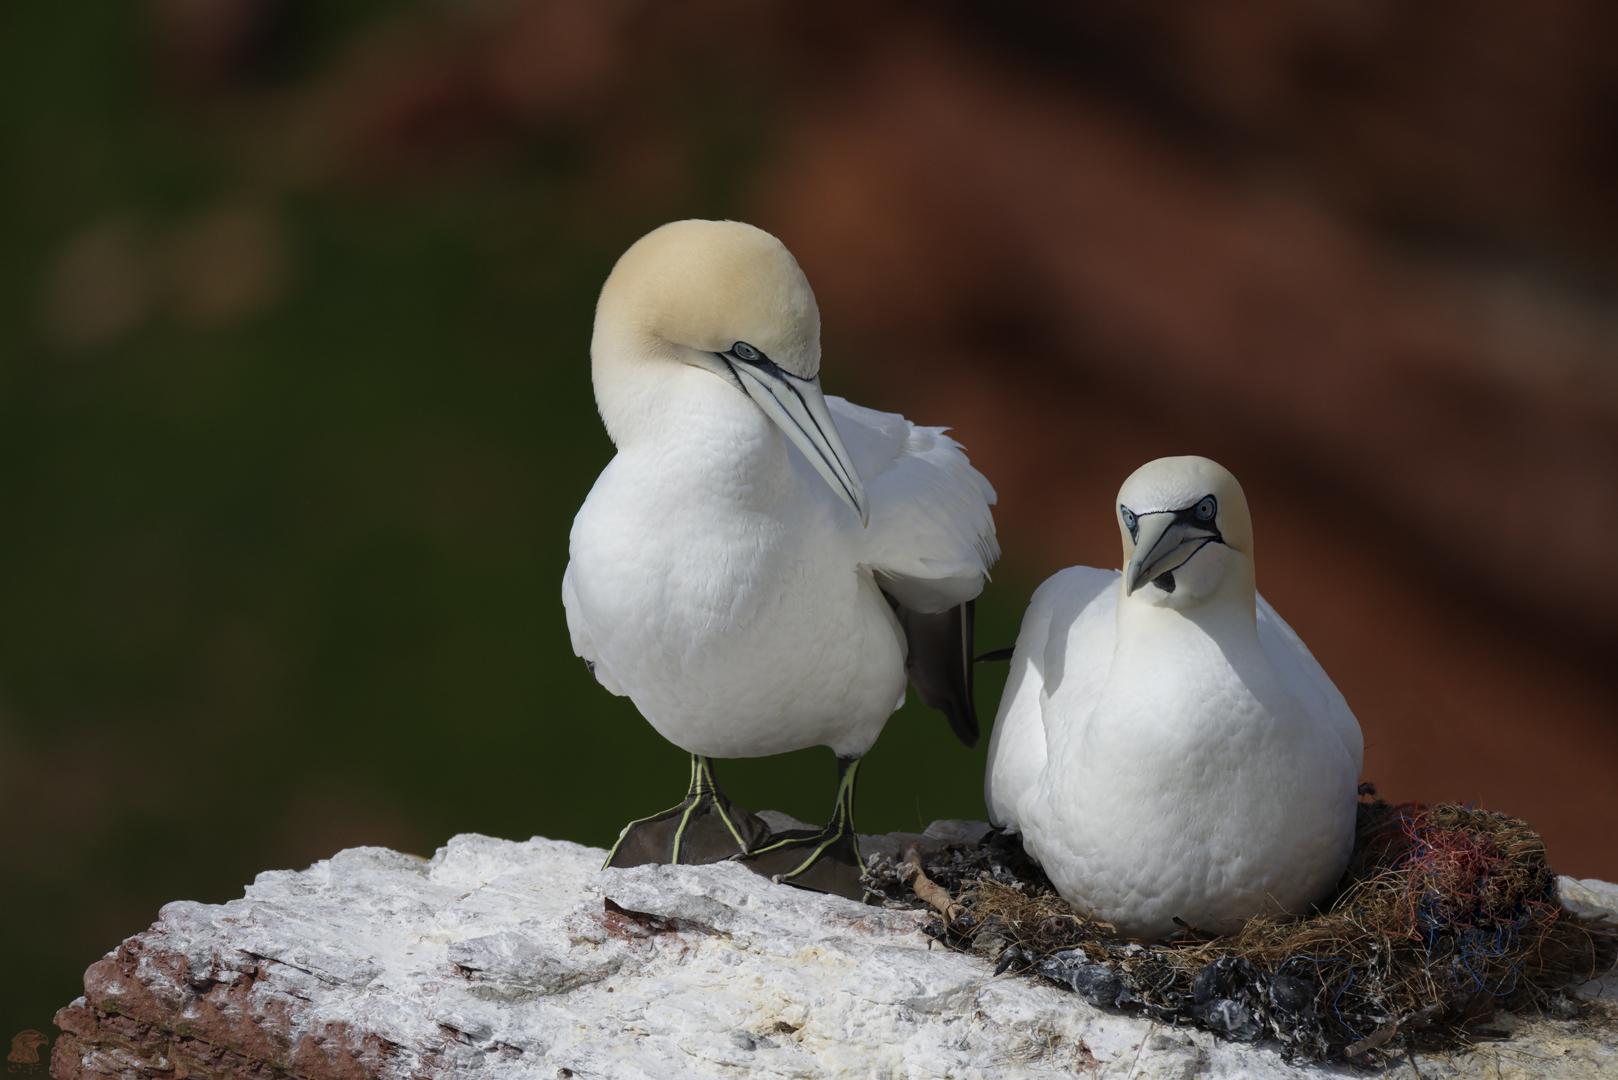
(1344, 1020, 1399, 1060)
(902, 843, 965, 923)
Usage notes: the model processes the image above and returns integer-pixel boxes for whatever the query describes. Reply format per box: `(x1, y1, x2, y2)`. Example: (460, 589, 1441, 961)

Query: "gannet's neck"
(1115, 576, 1259, 653)
(595, 338, 798, 504)
(591, 326, 678, 448)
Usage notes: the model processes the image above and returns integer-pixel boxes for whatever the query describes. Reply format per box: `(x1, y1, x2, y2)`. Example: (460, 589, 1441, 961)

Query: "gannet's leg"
(602, 754, 770, 870)
(740, 755, 867, 901)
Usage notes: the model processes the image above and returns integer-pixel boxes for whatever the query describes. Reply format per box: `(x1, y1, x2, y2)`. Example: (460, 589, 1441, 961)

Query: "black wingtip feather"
(889, 597, 980, 749)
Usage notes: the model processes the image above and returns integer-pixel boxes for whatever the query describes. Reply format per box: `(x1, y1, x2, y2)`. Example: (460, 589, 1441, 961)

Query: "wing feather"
(1255, 595, 1364, 777)
(827, 396, 998, 613)
(985, 566, 1117, 830)
(562, 561, 626, 696)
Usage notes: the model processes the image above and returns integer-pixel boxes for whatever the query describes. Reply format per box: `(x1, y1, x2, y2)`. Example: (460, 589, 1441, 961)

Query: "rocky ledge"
(51, 826, 1618, 1080)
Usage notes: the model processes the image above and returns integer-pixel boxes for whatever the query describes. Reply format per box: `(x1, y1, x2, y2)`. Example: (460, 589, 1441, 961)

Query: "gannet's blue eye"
(1195, 496, 1217, 522)
(732, 342, 761, 361)
(1120, 505, 1138, 541)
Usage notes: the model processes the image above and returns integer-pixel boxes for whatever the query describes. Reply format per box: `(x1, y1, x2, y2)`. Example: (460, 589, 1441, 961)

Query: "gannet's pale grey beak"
(721, 350, 870, 526)
(1125, 510, 1222, 595)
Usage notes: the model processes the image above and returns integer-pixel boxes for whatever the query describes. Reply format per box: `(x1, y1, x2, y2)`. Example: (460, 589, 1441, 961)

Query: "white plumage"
(563, 216, 995, 797)
(985, 456, 1362, 940)
(565, 389, 996, 759)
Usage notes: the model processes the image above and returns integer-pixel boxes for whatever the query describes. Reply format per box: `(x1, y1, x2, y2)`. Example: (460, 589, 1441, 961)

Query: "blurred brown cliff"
(155, 0, 1618, 866)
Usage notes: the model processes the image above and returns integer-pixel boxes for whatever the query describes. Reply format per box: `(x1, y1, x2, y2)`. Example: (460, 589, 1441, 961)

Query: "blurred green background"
(0, 0, 1026, 1040)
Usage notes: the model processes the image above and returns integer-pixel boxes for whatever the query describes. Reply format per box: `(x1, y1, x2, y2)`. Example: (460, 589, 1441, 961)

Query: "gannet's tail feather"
(889, 598, 979, 748)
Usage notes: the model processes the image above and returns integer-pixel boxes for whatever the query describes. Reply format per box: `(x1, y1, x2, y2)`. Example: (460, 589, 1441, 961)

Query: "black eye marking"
(1195, 495, 1217, 522)
(732, 341, 762, 361)
(1152, 571, 1176, 593)
(1120, 504, 1138, 542)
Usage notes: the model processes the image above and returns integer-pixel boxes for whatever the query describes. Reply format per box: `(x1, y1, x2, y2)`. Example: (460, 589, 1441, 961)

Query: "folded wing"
(562, 562, 626, 696)
(828, 397, 998, 613)
(827, 396, 999, 747)
(1255, 596, 1365, 777)
(984, 567, 1108, 828)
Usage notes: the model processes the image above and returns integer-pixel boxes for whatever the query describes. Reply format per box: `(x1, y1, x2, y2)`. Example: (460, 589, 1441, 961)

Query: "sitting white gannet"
(984, 456, 1362, 939)
(564, 219, 998, 898)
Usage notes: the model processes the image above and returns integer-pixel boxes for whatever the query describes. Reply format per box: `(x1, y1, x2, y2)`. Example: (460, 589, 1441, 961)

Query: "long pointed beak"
(1125, 512, 1221, 595)
(723, 352, 870, 526)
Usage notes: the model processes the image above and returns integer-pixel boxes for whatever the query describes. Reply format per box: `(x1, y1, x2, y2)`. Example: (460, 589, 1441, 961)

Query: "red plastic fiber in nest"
(1377, 803, 1558, 935)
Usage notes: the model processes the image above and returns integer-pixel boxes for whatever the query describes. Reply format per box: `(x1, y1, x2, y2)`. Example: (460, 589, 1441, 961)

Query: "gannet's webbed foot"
(603, 755, 770, 869)
(742, 822, 865, 900)
(740, 755, 867, 902)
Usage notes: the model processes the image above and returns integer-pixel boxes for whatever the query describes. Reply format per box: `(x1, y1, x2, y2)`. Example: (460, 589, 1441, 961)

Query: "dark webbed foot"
(741, 823, 866, 900)
(740, 755, 867, 901)
(603, 755, 770, 869)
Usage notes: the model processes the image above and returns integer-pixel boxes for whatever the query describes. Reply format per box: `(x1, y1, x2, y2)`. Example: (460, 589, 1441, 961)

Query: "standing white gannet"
(564, 219, 998, 898)
(984, 456, 1362, 939)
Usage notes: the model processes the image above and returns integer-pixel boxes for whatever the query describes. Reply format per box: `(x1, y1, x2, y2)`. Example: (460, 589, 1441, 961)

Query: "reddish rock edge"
(52, 937, 406, 1080)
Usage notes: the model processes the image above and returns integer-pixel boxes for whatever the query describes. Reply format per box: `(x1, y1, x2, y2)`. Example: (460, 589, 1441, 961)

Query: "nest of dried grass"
(861, 794, 1617, 1063)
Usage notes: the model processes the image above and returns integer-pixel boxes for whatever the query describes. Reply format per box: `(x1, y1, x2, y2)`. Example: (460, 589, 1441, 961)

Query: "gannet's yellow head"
(595, 219, 821, 378)
(590, 219, 866, 523)
(1116, 456, 1254, 609)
